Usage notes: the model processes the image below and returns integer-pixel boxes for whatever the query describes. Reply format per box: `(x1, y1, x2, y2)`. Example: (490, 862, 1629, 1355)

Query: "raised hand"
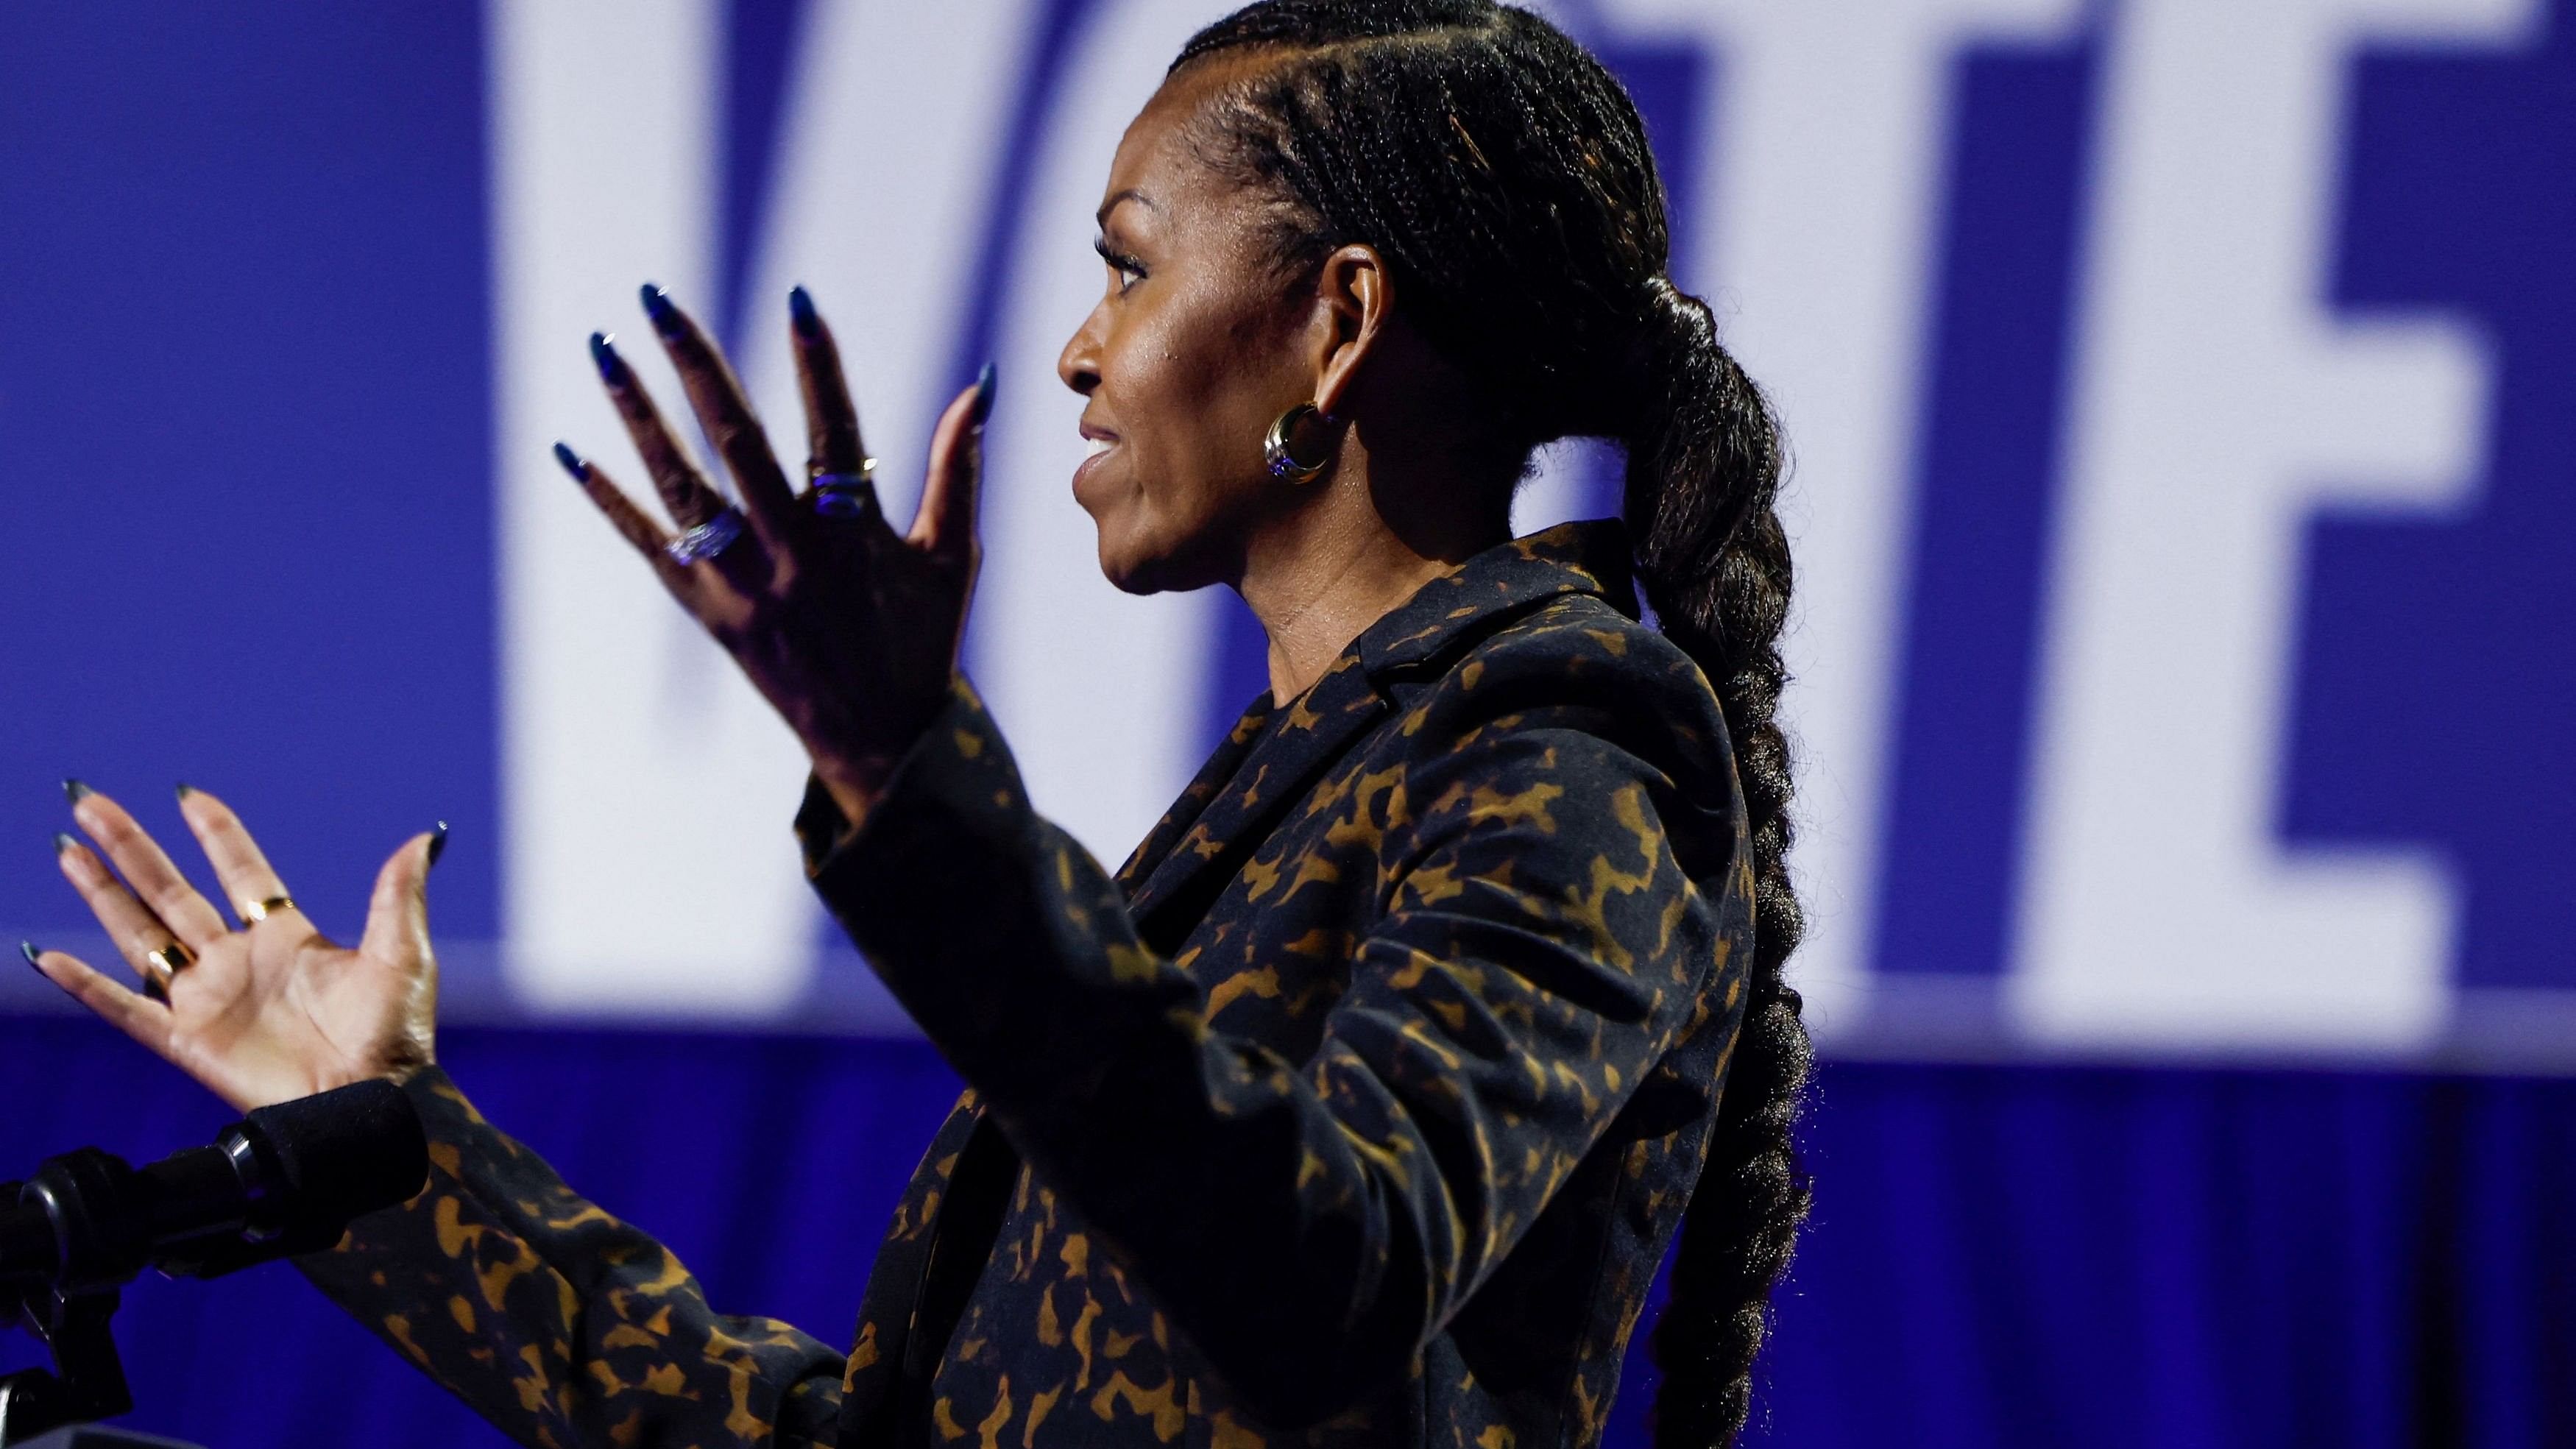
(26, 784, 441, 1113)
(557, 285, 989, 828)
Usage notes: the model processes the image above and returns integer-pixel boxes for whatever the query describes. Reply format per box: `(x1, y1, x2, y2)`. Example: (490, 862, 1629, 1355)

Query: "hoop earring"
(1264, 403, 1337, 484)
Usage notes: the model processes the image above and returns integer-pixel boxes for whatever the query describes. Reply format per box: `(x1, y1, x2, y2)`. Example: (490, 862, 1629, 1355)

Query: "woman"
(25, 3, 1808, 1445)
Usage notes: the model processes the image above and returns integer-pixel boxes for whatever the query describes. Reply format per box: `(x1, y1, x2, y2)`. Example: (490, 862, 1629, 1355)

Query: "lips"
(1072, 424, 1119, 500)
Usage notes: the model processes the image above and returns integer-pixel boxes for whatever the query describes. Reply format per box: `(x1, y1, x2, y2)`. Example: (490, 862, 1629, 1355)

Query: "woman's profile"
(26, 2, 1811, 1445)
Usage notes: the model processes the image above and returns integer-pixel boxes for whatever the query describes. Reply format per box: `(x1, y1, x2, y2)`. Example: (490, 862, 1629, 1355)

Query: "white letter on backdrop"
(1596, 0, 2082, 1035)
(491, 0, 1028, 1014)
(2012, 0, 2530, 1049)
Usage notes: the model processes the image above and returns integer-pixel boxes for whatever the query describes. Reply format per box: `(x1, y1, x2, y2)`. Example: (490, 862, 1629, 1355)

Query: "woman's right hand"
(25, 785, 442, 1113)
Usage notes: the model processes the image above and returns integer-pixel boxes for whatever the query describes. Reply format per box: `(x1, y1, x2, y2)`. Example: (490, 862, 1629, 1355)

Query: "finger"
(790, 286, 870, 480)
(24, 944, 174, 1054)
(359, 828, 441, 967)
(552, 443, 695, 593)
(173, 785, 302, 932)
(67, 784, 231, 950)
(640, 284, 802, 542)
(591, 330, 733, 531)
(54, 833, 190, 990)
(910, 366, 994, 564)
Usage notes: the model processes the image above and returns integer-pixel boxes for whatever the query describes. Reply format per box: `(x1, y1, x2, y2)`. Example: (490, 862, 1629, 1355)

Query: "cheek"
(1094, 303, 1273, 534)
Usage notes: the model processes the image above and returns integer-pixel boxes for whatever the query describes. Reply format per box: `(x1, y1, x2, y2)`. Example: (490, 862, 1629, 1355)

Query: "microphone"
(0, 1079, 428, 1292)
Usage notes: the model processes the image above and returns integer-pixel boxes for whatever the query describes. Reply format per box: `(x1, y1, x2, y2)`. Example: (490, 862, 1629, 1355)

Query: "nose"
(1058, 302, 1105, 397)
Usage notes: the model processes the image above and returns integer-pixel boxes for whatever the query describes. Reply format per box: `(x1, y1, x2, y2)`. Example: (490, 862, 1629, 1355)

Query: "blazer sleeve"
(295, 1067, 849, 1449)
(804, 659, 1742, 1427)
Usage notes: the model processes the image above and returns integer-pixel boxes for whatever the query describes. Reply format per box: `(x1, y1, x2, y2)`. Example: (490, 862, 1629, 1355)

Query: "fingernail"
(590, 331, 627, 385)
(175, 782, 195, 801)
(972, 362, 997, 425)
(63, 779, 91, 804)
(20, 942, 39, 971)
(52, 832, 74, 857)
(640, 283, 682, 337)
(428, 821, 450, 870)
(553, 442, 589, 481)
(789, 285, 819, 338)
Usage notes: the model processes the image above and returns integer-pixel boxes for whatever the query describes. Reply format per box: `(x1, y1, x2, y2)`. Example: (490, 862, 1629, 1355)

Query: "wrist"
(804, 678, 960, 830)
(808, 752, 894, 835)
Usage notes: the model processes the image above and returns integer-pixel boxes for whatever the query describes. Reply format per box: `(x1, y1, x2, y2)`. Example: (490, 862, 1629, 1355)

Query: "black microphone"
(0, 1079, 428, 1292)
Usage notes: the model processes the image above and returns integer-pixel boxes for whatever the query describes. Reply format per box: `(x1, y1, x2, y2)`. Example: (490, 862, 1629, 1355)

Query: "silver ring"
(665, 508, 746, 565)
(810, 464, 879, 520)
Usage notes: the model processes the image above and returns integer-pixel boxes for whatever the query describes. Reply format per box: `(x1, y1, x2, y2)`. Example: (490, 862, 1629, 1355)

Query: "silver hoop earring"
(1264, 403, 1337, 484)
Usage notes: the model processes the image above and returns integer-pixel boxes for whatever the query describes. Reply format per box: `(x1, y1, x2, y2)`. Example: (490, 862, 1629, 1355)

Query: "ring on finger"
(144, 940, 193, 999)
(810, 463, 879, 519)
(238, 894, 297, 925)
(665, 506, 748, 564)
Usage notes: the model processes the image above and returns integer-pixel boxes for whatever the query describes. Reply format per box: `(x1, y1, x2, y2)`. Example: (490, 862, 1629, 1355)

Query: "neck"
(1236, 443, 1511, 703)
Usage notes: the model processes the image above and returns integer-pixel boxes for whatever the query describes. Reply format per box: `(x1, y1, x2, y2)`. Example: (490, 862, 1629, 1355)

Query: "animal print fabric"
(298, 520, 1755, 1449)
(297, 1070, 849, 1446)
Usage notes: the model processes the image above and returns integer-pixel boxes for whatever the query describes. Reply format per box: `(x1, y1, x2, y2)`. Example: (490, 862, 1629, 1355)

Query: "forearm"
(296, 1069, 845, 1448)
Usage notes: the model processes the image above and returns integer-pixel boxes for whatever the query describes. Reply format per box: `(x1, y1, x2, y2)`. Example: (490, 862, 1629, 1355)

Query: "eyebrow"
(1095, 189, 1160, 227)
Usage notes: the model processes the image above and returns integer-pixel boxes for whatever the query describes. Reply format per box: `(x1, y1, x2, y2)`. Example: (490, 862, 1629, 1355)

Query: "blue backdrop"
(7, 0, 2576, 1443)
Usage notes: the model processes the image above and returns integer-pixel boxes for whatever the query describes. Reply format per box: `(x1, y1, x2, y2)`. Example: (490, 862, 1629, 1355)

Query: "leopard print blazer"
(297, 519, 1755, 1449)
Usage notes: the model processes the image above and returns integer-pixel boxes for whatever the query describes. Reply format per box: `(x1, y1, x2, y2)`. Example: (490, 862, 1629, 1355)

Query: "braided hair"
(1170, 6, 1811, 1445)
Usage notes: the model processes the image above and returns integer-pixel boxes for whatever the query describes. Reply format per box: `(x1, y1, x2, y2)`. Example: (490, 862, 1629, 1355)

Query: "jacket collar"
(1122, 519, 1636, 943)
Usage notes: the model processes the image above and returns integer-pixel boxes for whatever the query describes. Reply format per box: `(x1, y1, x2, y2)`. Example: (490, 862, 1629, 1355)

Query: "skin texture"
(30, 58, 1518, 1108)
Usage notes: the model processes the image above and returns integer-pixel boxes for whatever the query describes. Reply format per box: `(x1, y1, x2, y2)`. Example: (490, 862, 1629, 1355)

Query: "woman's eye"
(1093, 238, 1146, 294)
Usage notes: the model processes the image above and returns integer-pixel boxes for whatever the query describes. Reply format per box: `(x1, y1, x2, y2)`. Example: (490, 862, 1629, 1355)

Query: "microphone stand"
(0, 1160, 202, 1449)
(0, 1276, 132, 1442)
(0, 1081, 420, 1448)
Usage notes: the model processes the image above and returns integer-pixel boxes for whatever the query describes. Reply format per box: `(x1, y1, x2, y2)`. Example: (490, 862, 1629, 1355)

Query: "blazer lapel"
(1114, 692, 1275, 896)
(1125, 651, 1390, 949)
(1121, 519, 1638, 949)
(836, 1093, 986, 1444)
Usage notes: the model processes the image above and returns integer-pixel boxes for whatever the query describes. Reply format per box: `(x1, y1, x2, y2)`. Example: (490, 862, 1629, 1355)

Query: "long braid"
(1625, 280, 1809, 1447)
(1174, 6, 1812, 1445)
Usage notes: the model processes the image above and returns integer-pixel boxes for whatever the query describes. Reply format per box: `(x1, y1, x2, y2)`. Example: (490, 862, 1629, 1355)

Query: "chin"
(1096, 547, 1184, 596)
(1089, 525, 1166, 596)
(1091, 522, 1212, 598)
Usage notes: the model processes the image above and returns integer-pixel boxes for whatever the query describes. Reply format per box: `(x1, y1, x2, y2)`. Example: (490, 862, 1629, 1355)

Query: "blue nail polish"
(62, 779, 91, 804)
(972, 362, 998, 425)
(428, 821, 450, 870)
(790, 286, 819, 338)
(175, 782, 195, 801)
(553, 442, 589, 481)
(641, 283, 682, 336)
(20, 942, 38, 970)
(52, 831, 74, 856)
(590, 331, 626, 384)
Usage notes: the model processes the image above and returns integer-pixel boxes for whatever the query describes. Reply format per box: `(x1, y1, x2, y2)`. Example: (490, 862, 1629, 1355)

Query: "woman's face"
(1058, 60, 1317, 595)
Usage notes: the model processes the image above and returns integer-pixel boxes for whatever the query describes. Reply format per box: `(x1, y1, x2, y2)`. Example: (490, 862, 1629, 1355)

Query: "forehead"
(1101, 54, 1272, 215)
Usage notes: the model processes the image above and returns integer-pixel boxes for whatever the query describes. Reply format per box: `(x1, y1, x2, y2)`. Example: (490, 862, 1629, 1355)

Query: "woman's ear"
(1309, 243, 1390, 419)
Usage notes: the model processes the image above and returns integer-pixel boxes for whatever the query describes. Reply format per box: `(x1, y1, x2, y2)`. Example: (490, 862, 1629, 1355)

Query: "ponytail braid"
(1173, 7, 1811, 1444)
(1625, 280, 1811, 1449)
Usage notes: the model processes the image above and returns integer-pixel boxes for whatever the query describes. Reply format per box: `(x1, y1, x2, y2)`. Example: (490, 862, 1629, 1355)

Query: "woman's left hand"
(563, 286, 990, 826)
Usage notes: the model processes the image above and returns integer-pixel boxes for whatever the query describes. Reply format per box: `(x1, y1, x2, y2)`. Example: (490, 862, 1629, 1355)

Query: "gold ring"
(144, 942, 191, 999)
(238, 895, 296, 925)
